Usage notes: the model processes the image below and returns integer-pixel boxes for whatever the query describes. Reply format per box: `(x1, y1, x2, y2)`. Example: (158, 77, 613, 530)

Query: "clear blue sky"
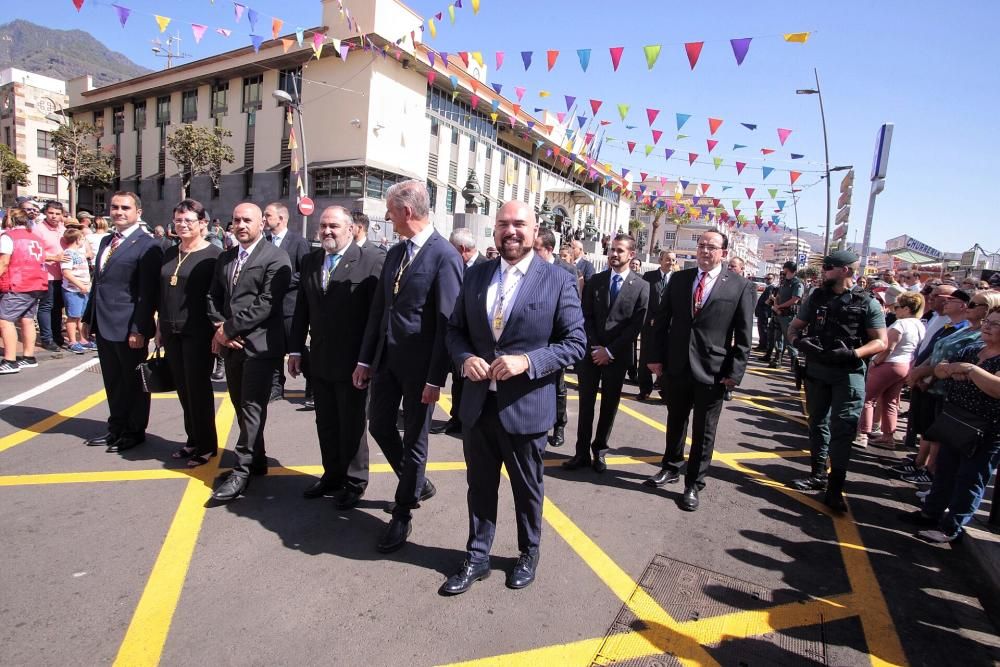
(10, 0, 999, 254)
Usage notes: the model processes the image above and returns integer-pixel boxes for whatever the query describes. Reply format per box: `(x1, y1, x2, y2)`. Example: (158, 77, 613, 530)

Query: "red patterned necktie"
(693, 271, 707, 315)
(101, 232, 124, 273)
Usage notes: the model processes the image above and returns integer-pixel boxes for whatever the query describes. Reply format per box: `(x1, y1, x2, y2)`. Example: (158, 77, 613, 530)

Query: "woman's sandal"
(187, 451, 217, 468)
(172, 445, 197, 460)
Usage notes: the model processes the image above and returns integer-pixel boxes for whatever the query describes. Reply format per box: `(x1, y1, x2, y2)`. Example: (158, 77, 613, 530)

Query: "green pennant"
(617, 103, 630, 120)
(731, 199, 741, 208)
(643, 44, 662, 70)
(676, 133, 688, 140)
(712, 157, 722, 170)
(644, 144, 654, 156)
(768, 188, 778, 199)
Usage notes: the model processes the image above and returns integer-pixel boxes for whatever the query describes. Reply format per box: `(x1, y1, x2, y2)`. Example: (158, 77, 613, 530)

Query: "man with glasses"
(786, 250, 887, 512)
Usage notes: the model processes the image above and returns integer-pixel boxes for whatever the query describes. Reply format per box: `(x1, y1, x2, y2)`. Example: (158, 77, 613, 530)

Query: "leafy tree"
(0, 144, 30, 209)
(166, 124, 235, 199)
(51, 120, 114, 214)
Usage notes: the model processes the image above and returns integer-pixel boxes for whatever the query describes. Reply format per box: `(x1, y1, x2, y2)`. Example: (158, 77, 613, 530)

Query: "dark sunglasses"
(822, 263, 843, 271)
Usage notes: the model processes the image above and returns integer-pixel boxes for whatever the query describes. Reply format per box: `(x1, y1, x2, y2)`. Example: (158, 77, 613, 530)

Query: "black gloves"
(793, 336, 824, 356)
(822, 340, 858, 365)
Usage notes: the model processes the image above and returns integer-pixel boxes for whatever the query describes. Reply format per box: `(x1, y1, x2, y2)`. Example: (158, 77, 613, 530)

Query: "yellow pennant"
(428, 18, 437, 38)
(472, 0, 480, 14)
(783, 32, 810, 43)
(154, 15, 170, 33)
(489, 112, 498, 123)
(448, 4, 455, 23)
(287, 127, 298, 150)
(538, 90, 550, 98)
(471, 51, 484, 67)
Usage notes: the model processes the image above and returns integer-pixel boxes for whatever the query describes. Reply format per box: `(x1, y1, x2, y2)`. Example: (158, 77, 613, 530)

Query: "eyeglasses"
(822, 263, 841, 271)
(981, 319, 1000, 329)
(696, 244, 723, 251)
(969, 301, 988, 308)
(173, 218, 200, 227)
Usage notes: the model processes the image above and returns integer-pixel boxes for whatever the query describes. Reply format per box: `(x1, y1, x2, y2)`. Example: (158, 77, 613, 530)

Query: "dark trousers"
(554, 370, 568, 429)
(663, 376, 724, 489)
(274, 315, 309, 393)
(368, 366, 433, 520)
(38, 280, 65, 345)
(575, 357, 628, 455)
(464, 393, 545, 563)
(637, 330, 655, 395)
(224, 351, 279, 477)
(449, 368, 465, 422)
(163, 331, 218, 456)
(312, 375, 369, 493)
(756, 312, 770, 349)
(96, 334, 150, 439)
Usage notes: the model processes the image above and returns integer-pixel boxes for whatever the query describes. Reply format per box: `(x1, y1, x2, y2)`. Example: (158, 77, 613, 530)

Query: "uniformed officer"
(764, 261, 805, 369)
(786, 250, 887, 511)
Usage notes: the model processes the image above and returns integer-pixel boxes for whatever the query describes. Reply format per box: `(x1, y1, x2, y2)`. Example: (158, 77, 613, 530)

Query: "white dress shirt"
(97, 222, 143, 271)
(692, 263, 724, 307)
(486, 250, 534, 390)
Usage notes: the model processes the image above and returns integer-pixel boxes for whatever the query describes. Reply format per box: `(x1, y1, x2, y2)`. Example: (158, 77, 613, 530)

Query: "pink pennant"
(684, 42, 704, 70)
(706, 139, 718, 152)
(688, 152, 698, 165)
(708, 117, 723, 135)
(234, 2, 245, 23)
(640, 172, 648, 182)
(556, 112, 566, 123)
(777, 128, 792, 145)
(191, 23, 207, 44)
(651, 129, 663, 145)
(626, 141, 636, 154)
(495, 51, 504, 70)
(216, 28, 232, 37)
(745, 188, 755, 198)
(427, 71, 437, 86)
(514, 86, 525, 101)
(735, 161, 746, 175)
(755, 200, 764, 209)
(609, 46, 624, 71)
(646, 108, 659, 126)
(590, 99, 603, 115)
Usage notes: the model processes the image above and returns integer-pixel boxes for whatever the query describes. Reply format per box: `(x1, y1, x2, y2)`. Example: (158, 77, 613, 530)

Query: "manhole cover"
(593, 555, 828, 666)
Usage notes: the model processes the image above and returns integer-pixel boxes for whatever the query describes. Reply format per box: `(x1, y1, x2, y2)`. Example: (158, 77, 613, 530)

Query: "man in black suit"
(208, 203, 292, 502)
(264, 202, 311, 402)
(645, 230, 755, 511)
(431, 227, 488, 436)
(564, 234, 649, 472)
(755, 273, 777, 352)
(352, 180, 463, 553)
(289, 206, 383, 508)
(352, 211, 387, 257)
(571, 240, 596, 284)
(82, 192, 162, 453)
(637, 251, 677, 401)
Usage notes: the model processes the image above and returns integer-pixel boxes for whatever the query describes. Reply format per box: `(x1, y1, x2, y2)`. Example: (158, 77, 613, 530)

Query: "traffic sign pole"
(860, 123, 893, 270)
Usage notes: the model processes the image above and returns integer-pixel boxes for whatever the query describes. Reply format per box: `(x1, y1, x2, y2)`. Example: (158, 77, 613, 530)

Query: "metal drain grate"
(592, 555, 828, 666)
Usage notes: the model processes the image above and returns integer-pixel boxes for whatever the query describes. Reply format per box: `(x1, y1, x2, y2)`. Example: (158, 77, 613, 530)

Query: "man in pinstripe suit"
(441, 201, 586, 595)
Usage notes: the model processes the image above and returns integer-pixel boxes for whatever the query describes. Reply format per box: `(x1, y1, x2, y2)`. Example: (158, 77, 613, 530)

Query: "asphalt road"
(1, 346, 999, 666)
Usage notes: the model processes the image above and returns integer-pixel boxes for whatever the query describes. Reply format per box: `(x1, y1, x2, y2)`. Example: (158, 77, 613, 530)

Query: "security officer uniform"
(788, 250, 885, 510)
(767, 268, 805, 368)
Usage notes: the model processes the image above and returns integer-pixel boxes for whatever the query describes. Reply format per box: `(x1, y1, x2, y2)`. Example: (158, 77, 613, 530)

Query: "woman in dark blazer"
(157, 199, 222, 466)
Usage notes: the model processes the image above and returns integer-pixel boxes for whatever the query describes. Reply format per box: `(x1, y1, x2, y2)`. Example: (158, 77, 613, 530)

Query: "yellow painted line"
(0, 469, 192, 486)
(113, 396, 236, 666)
(439, 637, 607, 667)
(735, 396, 809, 427)
(0, 389, 106, 454)
(716, 450, 810, 462)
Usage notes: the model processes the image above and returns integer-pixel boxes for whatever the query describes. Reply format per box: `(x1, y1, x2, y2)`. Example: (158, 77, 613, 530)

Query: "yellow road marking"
(439, 637, 607, 667)
(0, 469, 192, 486)
(113, 396, 236, 667)
(735, 396, 809, 426)
(0, 389, 106, 453)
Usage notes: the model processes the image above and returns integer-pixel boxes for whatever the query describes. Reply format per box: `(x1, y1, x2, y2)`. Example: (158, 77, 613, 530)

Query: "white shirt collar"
(239, 236, 263, 257)
(501, 250, 535, 275)
(325, 241, 352, 258)
(407, 223, 436, 250)
(544, 255, 555, 264)
(115, 223, 142, 239)
(466, 253, 480, 268)
(700, 264, 723, 279)
(610, 267, 630, 281)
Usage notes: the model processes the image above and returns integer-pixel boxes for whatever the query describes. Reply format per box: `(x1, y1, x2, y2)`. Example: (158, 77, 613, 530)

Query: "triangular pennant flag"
(521, 51, 533, 70)
(472, 0, 480, 13)
(487, 81, 500, 94)
(427, 18, 437, 38)
(626, 141, 636, 154)
(676, 134, 688, 140)
(495, 51, 504, 70)
(448, 4, 455, 23)
(621, 167, 630, 180)
(712, 198, 720, 207)
(732, 200, 742, 209)
(646, 108, 659, 126)
(735, 161, 746, 175)
(784, 32, 810, 43)
(458, 51, 470, 67)
(745, 188, 755, 198)
(471, 97, 479, 110)
(512, 104, 521, 116)
(732, 143, 746, 150)
(339, 42, 349, 60)
(427, 52, 437, 68)
(713, 157, 722, 170)
(651, 129, 663, 145)
(641, 172, 649, 182)
(217, 28, 232, 37)
(471, 51, 484, 67)
(768, 188, 778, 199)
(72, 0, 84, 10)
(741, 123, 757, 130)
(490, 112, 498, 122)
(617, 103, 629, 121)
(777, 200, 786, 211)
(577, 48, 591, 72)
(449, 75, 458, 89)
(547, 50, 559, 71)
(435, 12, 443, 20)
(701, 184, 711, 194)
(515, 86, 526, 101)
(684, 42, 704, 69)
(538, 90, 550, 98)
(589, 99, 602, 115)
(287, 126, 298, 150)
(730, 37, 752, 66)
(112, 3, 131, 27)
(679, 180, 690, 190)
(722, 186, 732, 192)
(427, 71, 437, 86)
(609, 46, 624, 71)
(761, 148, 775, 155)
(491, 99, 500, 112)
(645, 145, 654, 156)
(247, 8, 259, 32)
(272, 17, 283, 40)
(281, 37, 294, 53)
(688, 152, 698, 165)
(154, 15, 171, 33)
(250, 34, 264, 53)
(577, 115, 587, 129)
(707, 139, 718, 152)
(708, 117, 723, 135)
(755, 200, 764, 210)
(585, 132, 595, 145)
(555, 112, 566, 123)
(643, 44, 661, 70)
(676, 113, 691, 130)
(295, 28, 304, 46)
(564, 95, 576, 111)
(233, 2, 245, 23)
(664, 148, 674, 161)
(777, 128, 793, 145)
(762, 166, 774, 180)
(192, 23, 208, 43)
(789, 171, 802, 185)
(790, 153, 804, 159)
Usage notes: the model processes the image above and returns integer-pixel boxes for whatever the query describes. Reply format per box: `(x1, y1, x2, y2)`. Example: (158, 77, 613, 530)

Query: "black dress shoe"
(561, 453, 591, 470)
(106, 435, 145, 453)
(636, 392, 650, 401)
(592, 451, 607, 473)
(335, 489, 364, 510)
(644, 468, 680, 487)
(250, 460, 268, 476)
(303, 479, 339, 499)
(547, 427, 565, 448)
(85, 433, 119, 447)
(376, 518, 411, 553)
(302, 398, 315, 410)
(384, 479, 436, 514)
(679, 486, 700, 511)
(440, 560, 491, 595)
(430, 418, 460, 435)
(212, 474, 248, 501)
(506, 550, 539, 589)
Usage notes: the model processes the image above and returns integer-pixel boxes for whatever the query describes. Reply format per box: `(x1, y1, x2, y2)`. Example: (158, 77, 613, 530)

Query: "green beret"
(823, 250, 859, 267)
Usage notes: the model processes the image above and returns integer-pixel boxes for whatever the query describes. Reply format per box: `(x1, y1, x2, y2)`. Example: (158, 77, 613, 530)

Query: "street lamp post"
(272, 78, 309, 237)
(797, 68, 832, 256)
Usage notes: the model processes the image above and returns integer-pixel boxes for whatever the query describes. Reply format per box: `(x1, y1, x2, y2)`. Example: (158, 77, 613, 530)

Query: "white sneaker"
(0, 359, 21, 374)
(854, 434, 868, 448)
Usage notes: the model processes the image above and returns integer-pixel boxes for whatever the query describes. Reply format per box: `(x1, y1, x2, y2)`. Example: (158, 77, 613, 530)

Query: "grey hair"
(386, 179, 430, 219)
(450, 227, 476, 249)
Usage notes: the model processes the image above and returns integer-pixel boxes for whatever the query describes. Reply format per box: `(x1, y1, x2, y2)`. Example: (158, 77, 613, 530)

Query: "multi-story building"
(0, 68, 68, 206)
(62, 0, 629, 240)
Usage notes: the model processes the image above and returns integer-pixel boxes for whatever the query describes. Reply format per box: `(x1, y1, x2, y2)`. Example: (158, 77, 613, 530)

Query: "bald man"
(571, 240, 596, 284)
(208, 202, 292, 502)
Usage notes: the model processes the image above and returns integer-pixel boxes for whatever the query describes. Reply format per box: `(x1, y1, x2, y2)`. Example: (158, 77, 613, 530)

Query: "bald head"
(571, 239, 584, 260)
(494, 200, 538, 263)
(232, 202, 264, 248)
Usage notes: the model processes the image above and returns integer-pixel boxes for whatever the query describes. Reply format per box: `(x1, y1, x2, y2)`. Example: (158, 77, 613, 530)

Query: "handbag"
(924, 401, 990, 458)
(136, 346, 175, 393)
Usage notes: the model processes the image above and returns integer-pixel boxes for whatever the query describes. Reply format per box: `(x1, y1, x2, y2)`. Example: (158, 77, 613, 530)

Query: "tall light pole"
(797, 68, 832, 256)
(272, 78, 309, 237)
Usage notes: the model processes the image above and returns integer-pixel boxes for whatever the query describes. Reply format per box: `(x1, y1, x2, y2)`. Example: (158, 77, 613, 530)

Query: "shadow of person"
(0, 404, 109, 441)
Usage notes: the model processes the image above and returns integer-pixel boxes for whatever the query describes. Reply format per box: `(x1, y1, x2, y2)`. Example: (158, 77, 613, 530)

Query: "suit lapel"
(103, 230, 141, 270)
(329, 244, 360, 285)
(476, 259, 500, 328)
(398, 230, 437, 293)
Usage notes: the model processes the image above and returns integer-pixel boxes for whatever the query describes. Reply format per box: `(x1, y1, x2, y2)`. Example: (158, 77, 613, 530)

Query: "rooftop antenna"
(151, 31, 190, 68)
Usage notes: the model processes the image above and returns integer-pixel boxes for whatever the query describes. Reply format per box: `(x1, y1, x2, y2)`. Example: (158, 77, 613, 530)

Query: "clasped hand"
(463, 354, 530, 382)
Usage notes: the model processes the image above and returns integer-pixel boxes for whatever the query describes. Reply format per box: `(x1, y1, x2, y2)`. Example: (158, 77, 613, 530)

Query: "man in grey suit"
(637, 251, 677, 401)
(208, 203, 292, 502)
(571, 239, 596, 284)
(441, 201, 586, 595)
(645, 230, 754, 511)
(563, 234, 649, 473)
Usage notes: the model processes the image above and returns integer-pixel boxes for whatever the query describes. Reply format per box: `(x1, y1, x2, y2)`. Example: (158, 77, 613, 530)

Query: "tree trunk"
(649, 209, 665, 260)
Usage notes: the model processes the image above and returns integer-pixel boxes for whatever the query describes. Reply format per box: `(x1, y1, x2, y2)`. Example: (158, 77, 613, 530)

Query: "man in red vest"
(0, 208, 48, 373)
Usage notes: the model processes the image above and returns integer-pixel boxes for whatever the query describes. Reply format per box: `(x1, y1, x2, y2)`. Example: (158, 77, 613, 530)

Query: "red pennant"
(701, 184, 710, 194)
(712, 198, 720, 207)
(585, 132, 595, 145)
(640, 172, 648, 182)
(789, 171, 802, 185)
(627, 141, 637, 154)
(646, 108, 660, 126)
(651, 129, 663, 145)
(755, 200, 764, 209)
(609, 46, 625, 71)
(745, 188, 755, 198)
(735, 161, 746, 175)
(546, 50, 559, 71)
(761, 148, 775, 155)
(684, 42, 704, 70)
(708, 117, 723, 135)
(72, 0, 84, 9)
(512, 103, 521, 116)
(706, 139, 718, 152)
(688, 152, 698, 165)
(590, 99, 603, 115)
(459, 51, 470, 67)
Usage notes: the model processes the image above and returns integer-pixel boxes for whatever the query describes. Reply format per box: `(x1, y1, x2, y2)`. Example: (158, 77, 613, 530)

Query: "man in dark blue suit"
(441, 201, 586, 595)
(353, 180, 463, 553)
(82, 192, 162, 453)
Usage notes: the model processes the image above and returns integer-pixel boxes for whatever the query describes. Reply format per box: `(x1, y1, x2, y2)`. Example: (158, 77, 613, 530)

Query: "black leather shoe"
(679, 486, 700, 511)
(636, 392, 650, 401)
(212, 474, 248, 501)
(644, 468, 680, 487)
(383, 479, 436, 514)
(210, 358, 226, 382)
(547, 427, 565, 448)
(303, 479, 339, 499)
(789, 475, 827, 491)
(592, 451, 607, 473)
(376, 518, 411, 553)
(439, 560, 491, 595)
(250, 460, 268, 476)
(561, 454, 591, 470)
(106, 435, 144, 453)
(506, 550, 539, 589)
(85, 433, 119, 447)
(335, 489, 364, 510)
(431, 418, 461, 435)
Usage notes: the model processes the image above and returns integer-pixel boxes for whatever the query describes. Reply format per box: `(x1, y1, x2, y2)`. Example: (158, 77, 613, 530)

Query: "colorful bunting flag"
(675, 134, 688, 140)
(472, 0, 480, 14)
(784, 32, 810, 43)
(191, 23, 207, 43)
(609, 46, 625, 71)
(154, 15, 171, 33)
(112, 3, 131, 27)
(745, 188, 755, 198)
(676, 113, 691, 131)
(295, 28, 304, 46)
(458, 52, 470, 67)
(234, 2, 245, 23)
(664, 148, 675, 161)
(688, 152, 698, 165)
(768, 188, 778, 199)
(250, 34, 264, 53)
(708, 117, 723, 135)
(590, 99, 603, 115)
(651, 129, 663, 144)
(643, 45, 661, 70)
(730, 37, 752, 65)
(777, 200, 786, 211)
(761, 148, 775, 155)
(547, 50, 559, 71)
(713, 157, 722, 170)
(789, 171, 802, 185)
(706, 139, 718, 152)
(577, 48, 591, 72)
(735, 161, 746, 175)
(448, 4, 455, 24)
(732, 144, 746, 150)
(790, 153, 804, 159)
(428, 18, 436, 38)
(645, 145, 654, 156)
(521, 51, 532, 70)
(427, 71, 437, 86)
(777, 128, 792, 145)
(617, 103, 629, 120)
(495, 51, 504, 70)
(247, 8, 259, 32)
(515, 86, 525, 101)
(564, 95, 576, 111)
(281, 37, 294, 53)
(217, 28, 232, 37)
(644, 108, 660, 126)
(741, 123, 757, 130)
(270, 18, 284, 41)
(684, 42, 704, 69)
(72, 0, 84, 10)
(762, 166, 774, 180)
(626, 140, 636, 154)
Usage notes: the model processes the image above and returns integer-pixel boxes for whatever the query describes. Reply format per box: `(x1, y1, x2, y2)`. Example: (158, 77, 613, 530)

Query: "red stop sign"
(298, 196, 315, 216)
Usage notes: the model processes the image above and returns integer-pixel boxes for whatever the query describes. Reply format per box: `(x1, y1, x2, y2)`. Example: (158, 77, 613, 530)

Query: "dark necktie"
(610, 273, 622, 305)
(693, 271, 707, 315)
(393, 240, 413, 295)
